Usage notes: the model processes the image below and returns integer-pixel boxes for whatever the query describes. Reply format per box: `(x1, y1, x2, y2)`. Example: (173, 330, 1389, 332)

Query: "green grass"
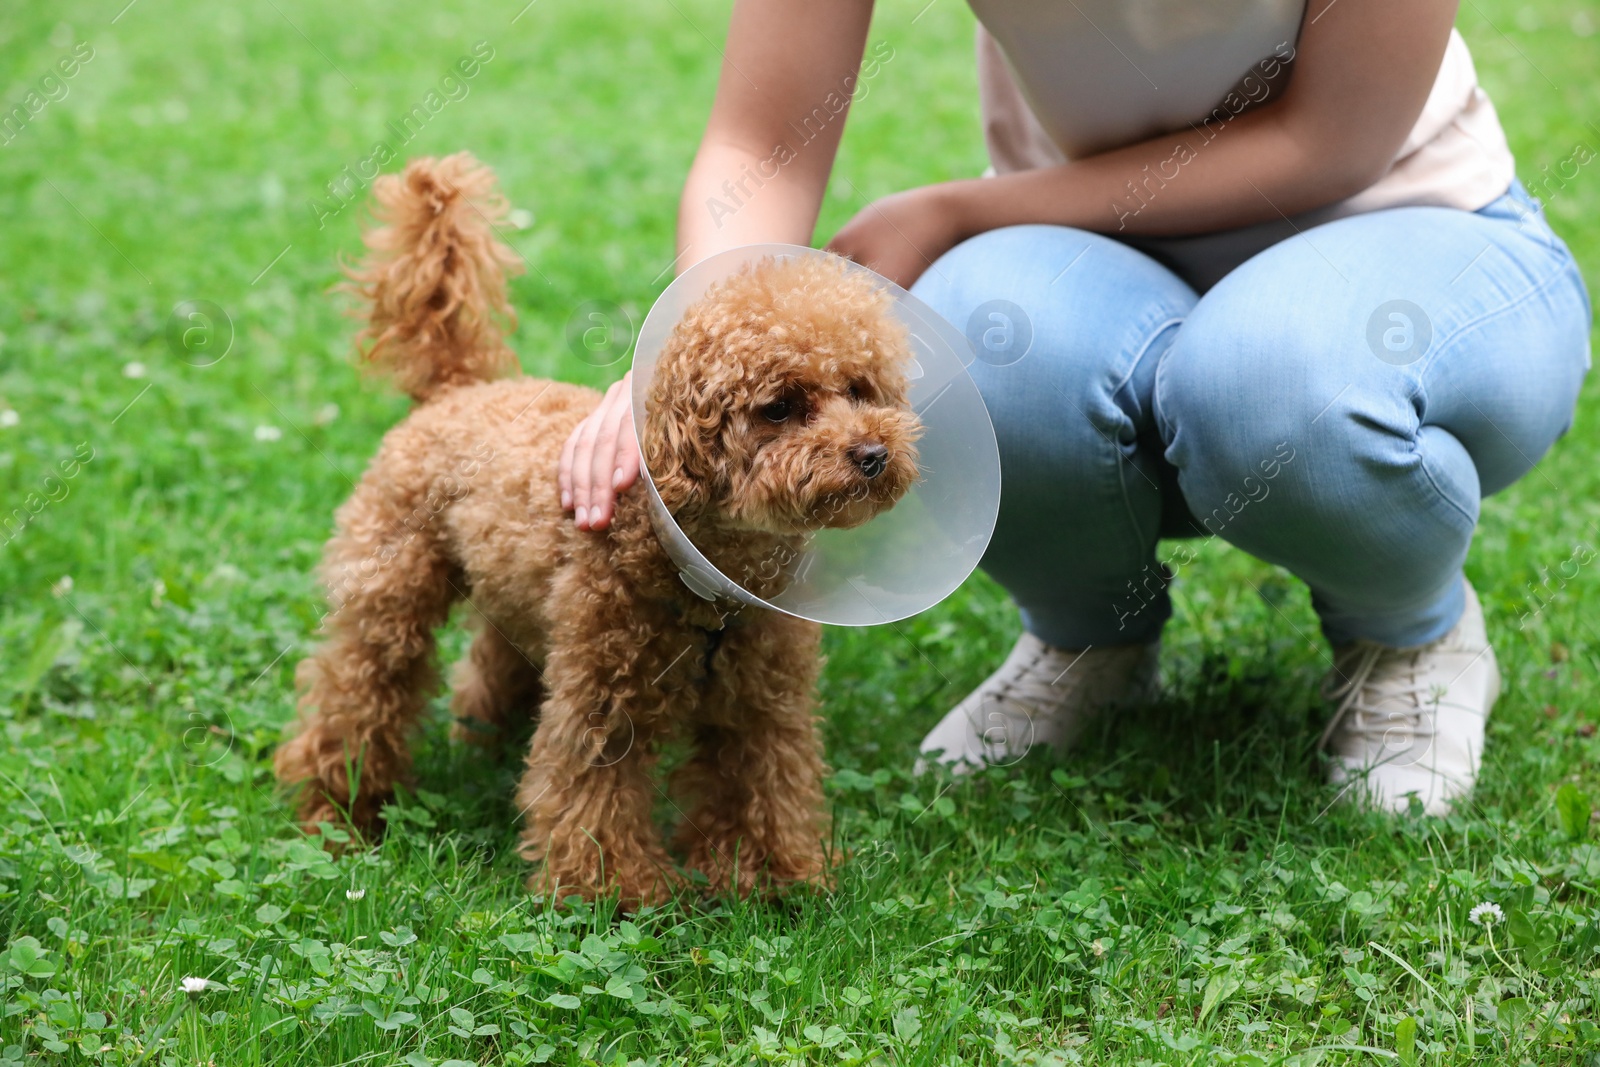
(2, 0, 1599, 1063)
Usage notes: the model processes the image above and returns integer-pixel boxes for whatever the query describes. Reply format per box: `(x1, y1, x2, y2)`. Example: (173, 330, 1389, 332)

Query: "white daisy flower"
(181, 976, 209, 996)
(313, 402, 340, 426)
(254, 425, 282, 442)
(346, 888, 365, 901)
(51, 576, 74, 598)
(123, 361, 147, 379)
(1469, 901, 1503, 927)
(0, 409, 18, 428)
(508, 208, 534, 230)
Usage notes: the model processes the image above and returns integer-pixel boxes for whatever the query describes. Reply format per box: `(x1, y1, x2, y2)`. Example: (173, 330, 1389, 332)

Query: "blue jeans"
(911, 181, 1592, 648)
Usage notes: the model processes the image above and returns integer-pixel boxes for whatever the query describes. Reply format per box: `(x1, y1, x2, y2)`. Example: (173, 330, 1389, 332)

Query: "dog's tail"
(343, 152, 523, 403)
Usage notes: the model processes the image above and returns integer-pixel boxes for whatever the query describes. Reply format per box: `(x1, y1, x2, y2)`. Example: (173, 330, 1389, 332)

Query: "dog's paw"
(525, 864, 684, 911)
(297, 796, 342, 829)
(291, 784, 389, 845)
(684, 842, 832, 900)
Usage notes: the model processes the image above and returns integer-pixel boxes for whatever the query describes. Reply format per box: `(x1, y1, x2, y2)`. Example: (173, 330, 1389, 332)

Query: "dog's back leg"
(275, 492, 460, 832)
(450, 612, 544, 746)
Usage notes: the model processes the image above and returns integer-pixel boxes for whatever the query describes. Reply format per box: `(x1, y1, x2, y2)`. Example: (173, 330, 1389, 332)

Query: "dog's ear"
(642, 336, 729, 521)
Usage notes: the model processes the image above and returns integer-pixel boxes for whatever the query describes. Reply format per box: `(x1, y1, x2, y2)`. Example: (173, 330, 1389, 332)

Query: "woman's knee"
(1161, 200, 1591, 511)
(1155, 280, 1483, 554)
(915, 225, 1196, 432)
(1154, 282, 1386, 538)
(915, 225, 1193, 346)
(1158, 294, 1313, 455)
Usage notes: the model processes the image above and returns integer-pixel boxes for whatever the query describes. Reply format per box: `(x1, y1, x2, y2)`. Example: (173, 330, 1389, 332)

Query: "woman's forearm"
(947, 105, 1371, 243)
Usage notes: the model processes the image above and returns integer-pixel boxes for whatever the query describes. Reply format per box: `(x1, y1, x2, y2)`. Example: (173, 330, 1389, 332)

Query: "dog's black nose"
(851, 442, 889, 479)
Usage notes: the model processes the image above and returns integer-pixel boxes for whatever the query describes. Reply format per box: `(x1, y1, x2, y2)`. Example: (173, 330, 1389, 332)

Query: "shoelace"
(1316, 642, 1433, 752)
(985, 643, 1062, 716)
(988, 643, 1079, 720)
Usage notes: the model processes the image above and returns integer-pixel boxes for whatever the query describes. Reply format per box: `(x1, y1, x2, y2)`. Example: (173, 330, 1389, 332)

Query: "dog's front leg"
(514, 632, 679, 908)
(673, 615, 830, 897)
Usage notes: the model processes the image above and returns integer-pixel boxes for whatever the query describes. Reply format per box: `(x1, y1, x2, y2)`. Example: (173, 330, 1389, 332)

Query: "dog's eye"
(761, 399, 793, 423)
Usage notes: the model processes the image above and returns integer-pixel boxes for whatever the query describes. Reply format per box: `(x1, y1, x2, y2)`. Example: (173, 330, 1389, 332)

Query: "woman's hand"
(559, 371, 639, 530)
(826, 184, 966, 289)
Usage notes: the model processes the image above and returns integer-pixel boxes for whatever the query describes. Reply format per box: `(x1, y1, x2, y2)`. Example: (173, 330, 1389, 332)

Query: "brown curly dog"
(273, 152, 922, 906)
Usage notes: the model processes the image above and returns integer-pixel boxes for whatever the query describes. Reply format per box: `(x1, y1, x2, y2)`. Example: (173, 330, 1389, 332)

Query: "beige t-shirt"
(972, 0, 1517, 287)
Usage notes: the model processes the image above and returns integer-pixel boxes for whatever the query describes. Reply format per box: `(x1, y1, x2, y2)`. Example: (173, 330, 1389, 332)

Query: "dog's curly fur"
(273, 152, 922, 906)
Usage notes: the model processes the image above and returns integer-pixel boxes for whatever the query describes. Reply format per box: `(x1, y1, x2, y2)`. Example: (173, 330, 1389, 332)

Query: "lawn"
(2, 0, 1599, 1063)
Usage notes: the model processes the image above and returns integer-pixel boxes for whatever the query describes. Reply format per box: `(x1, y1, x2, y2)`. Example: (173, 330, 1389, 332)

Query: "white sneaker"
(915, 634, 1160, 774)
(1319, 581, 1500, 815)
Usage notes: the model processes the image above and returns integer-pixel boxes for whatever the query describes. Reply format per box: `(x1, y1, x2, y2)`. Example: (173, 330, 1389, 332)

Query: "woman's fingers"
(559, 419, 579, 511)
(586, 379, 636, 529)
(559, 373, 636, 530)
(569, 404, 601, 529)
(614, 423, 640, 491)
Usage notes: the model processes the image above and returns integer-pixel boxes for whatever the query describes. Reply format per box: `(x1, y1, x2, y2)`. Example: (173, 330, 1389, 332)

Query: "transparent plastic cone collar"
(629, 244, 1001, 626)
